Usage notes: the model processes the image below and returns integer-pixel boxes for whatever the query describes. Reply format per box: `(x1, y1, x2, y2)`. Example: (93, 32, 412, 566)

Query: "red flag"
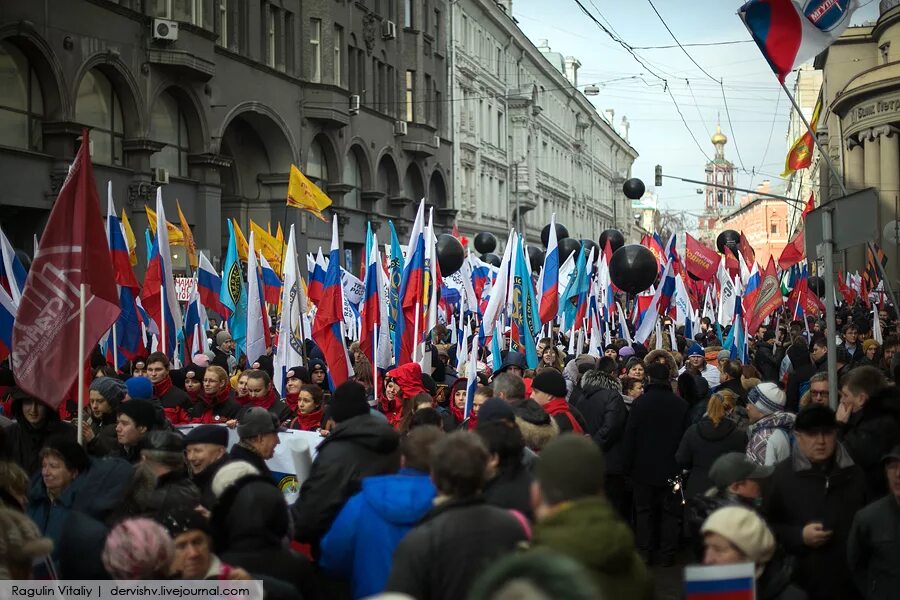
(747, 256, 781, 334)
(837, 270, 854, 305)
(724, 251, 740, 279)
(739, 231, 755, 270)
(12, 130, 120, 408)
(801, 193, 815, 218)
(778, 229, 805, 270)
(685, 233, 719, 281)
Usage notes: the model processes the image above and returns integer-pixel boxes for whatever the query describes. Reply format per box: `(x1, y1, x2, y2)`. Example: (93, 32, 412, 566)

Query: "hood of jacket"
(644, 350, 678, 380)
(360, 468, 436, 525)
(387, 363, 426, 398)
(514, 402, 559, 452)
(321, 413, 400, 454)
(697, 417, 738, 442)
(580, 370, 622, 395)
(533, 497, 641, 573)
(11, 394, 61, 432)
(213, 475, 288, 551)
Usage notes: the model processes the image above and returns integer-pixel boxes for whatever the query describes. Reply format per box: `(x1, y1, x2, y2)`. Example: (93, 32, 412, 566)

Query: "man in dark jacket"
(229, 407, 282, 478)
(114, 399, 157, 464)
(319, 425, 442, 599)
(575, 361, 630, 519)
(531, 370, 587, 433)
(118, 431, 201, 517)
(184, 425, 230, 508)
(386, 431, 528, 600)
(764, 404, 868, 600)
(837, 366, 900, 498)
(475, 402, 533, 520)
(623, 362, 690, 565)
(848, 445, 900, 600)
(4, 390, 75, 474)
(753, 330, 780, 382)
(146, 352, 191, 425)
(211, 331, 237, 374)
(530, 434, 654, 599)
(493, 373, 559, 453)
(292, 381, 400, 550)
(84, 377, 126, 457)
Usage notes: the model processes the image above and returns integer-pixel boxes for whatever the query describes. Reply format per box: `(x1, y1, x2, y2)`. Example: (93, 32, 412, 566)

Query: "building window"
(433, 8, 440, 44)
(405, 70, 415, 122)
(387, 64, 396, 117)
(435, 89, 442, 134)
(265, 4, 277, 68)
(424, 74, 432, 124)
(310, 18, 321, 83)
(217, 0, 228, 47)
(771, 223, 777, 234)
(333, 25, 343, 86)
(76, 70, 124, 166)
(154, 0, 205, 25)
(0, 41, 44, 151)
(343, 150, 362, 209)
(404, 0, 413, 28)
(497, 110, 503, 147)
(150, 92, 189, 177)
(284, 11, 294, 73)
(306, 138, 328, 185)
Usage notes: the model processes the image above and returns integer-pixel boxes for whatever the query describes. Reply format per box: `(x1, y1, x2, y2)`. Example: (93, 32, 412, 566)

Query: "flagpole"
(161, 289, 167, 360)
(111, 323, 119, 372)
(413, 300, 421, 363)
(373, 323, 379, 407)
(77, 283, 86, 446)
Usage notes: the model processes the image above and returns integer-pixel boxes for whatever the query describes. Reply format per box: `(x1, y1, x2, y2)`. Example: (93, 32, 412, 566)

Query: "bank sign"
(844, 92, 900, 135)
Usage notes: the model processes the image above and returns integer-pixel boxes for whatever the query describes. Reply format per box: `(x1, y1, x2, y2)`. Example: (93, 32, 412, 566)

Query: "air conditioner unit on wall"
(394, 121, 408, 136)
(349, 95, 360, 115)
(153, 19, 179, 41)
(151, 167, 170, 184)
(382, 20, 397, 40)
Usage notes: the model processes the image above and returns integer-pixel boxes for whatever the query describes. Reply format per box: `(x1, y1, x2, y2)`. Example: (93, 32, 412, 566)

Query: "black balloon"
(473, 232, 497, 254)
(598, 229, 625, 253)
(541, 222, 569, 247)
(623, 178, 646, 200)
(14, 249, 31, 271)
(581, 239, 599, 260)
(558, 237, 581, 262)
(526, 245, 544, 272)
(808, 276, 825, 298)
(483, 253, 501, 267)
(716, 230, 741, 256)
(609, 245, 659, 294)
(436, 233, 465, 275)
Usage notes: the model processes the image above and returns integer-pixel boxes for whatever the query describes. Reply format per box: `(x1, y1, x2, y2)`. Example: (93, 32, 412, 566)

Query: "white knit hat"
(701, 506, 775, 564)
(748, 382, 786, 416)
(211, 460, 260, 499)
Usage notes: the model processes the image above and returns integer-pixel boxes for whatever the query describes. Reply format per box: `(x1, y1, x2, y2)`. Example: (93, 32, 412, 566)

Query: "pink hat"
(191, 354, 210, 367)
(102, 518, 174, 580)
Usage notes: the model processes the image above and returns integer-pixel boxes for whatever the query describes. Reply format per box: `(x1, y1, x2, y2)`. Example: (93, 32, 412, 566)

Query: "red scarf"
(250, 388, 278, 411)
(153, 376, 173, 398)
(284, 392, 300, 415)
(202, 383, 232, 407)
(186, 388, 201, 402)
(543, 398, 584, 434)
(235, 393, 252, 406)
(294, 408, 323, 431)
(380, 394, 404, 429)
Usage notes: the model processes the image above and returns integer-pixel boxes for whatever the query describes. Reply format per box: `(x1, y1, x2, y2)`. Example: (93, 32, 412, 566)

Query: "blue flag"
(512, 237, 541, 368)
(559, 247, 587, 330)
(388, 221, 405, 365)
(221, 220, 248, 359)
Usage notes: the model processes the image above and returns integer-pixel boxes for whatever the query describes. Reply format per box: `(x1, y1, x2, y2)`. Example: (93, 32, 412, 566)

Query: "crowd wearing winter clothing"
(1, 304, 900, 600)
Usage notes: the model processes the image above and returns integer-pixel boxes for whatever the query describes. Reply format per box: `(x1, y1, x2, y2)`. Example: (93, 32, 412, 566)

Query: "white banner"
(174, 276, 195, 302)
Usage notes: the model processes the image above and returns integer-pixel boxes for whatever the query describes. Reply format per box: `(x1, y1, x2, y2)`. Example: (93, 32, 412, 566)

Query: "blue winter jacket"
(319, 468, 436, 599)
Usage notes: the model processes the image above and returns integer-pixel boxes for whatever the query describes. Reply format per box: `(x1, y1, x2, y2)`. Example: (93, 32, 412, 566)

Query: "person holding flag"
(311, 216, 354, 389)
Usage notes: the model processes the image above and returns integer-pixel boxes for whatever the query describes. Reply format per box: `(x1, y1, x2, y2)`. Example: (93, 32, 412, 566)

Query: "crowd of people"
(1, 301, 899, 600)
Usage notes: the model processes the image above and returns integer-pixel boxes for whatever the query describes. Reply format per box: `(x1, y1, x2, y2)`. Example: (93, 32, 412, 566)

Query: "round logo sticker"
(804, 0, 852, 33)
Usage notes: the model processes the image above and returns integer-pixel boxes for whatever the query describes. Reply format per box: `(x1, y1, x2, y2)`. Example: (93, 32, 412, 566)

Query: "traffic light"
(655, 165, 662, 187)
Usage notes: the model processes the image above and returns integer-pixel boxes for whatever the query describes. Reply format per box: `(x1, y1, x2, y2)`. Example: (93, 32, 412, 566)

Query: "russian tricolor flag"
(184, 273, 208, 359)
(539, 213, 559, 325)
(0, 286, 14, 362)
(140, 188, 183, 358)
(398, 200, 426, 364)
(685, 562, 755, 600)
(198, 253, 229, 318)
(0, 225, 26, 305)
(311, 216, 354, 387)
(260, 253, 282, 306)
(106, 184, 144, 365)
(308, 248, 327, 305)
(359, 226, 383, 366)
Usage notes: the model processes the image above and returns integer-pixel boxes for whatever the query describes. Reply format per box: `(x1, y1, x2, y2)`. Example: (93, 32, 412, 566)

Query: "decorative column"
(845, 135, 865, 192)
(877, 125, 900, 284)
(864, 128, 881, 192)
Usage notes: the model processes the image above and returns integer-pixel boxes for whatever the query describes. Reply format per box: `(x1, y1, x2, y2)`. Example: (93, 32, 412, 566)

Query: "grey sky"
(512, 0, 880, 224)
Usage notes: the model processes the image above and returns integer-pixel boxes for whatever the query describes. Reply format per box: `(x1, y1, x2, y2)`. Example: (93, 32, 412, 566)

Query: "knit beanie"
(330, 381, 371, 423)
(90, 377, 128, 407)
(747, 382, 786, 416)
(701, 506, 775, 564)
(215, 331, 233, 348)
(535, 434, 605, 502)
(687, 343, 705, 358)
(102, 518, 174, 580)
(862, 339, 879, 355)
(191, 354, 210, 368)
(125, 376, 154, 401)
(531, 370, 567, 398)
(645, 362, 670, 383)
(0, 508, 53, 578)
(43, 437, 91, 474)
(117, 399, 157, 430)
(618, 345, 635, 358)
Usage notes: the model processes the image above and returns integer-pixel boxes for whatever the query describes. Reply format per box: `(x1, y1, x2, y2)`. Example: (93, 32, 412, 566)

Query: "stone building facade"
(450, 0, 637, 245)
(0, 0, 451, 273)
(720, 181, 789, 268)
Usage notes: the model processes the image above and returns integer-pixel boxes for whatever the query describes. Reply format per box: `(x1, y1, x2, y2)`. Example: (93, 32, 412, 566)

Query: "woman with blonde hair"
(676, 389, 748, 498)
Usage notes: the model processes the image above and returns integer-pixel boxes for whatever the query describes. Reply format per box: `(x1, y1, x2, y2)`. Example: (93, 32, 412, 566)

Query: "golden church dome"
(711, 124, 727, 145)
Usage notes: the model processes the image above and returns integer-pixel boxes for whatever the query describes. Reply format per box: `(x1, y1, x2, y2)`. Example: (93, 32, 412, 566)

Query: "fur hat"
(0, 508, 53, 578)
(701, 506, 775, 564)
(794, 404, 837, 433)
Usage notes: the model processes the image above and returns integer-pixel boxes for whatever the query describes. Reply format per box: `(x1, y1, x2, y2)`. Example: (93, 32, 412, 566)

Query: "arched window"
(0, 41, 44, 151)
(343, 150, 362, 209)
(76, 70, 124, 165)
(150, 92, 189, 176)
(306, 138, 328, 185)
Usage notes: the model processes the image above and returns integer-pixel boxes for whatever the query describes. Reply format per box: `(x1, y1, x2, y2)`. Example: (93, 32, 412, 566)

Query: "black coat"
(763, 445, 868, 600)
(754, 343, 781, 382)
(212, 474, 317, 600)
(157, 381, 192, 424)
(483, 463, 533, 521)
(623, 382, 690, 486)
(676, 417, 748, 498)
(84, 411, 118, 458)
(713, 377, 747, 406)
(575, 370, 629, 475)
(229, 443, 273, 479)
(385, 496, 528, 600)
(191, 455, 230, 509)
(186, 391, 243, 423)
(291, 413, 400, 547)
(5, 397, 76, 475)
(840, 388, 900, 498)
(785, 363, 817, 414)
(848, 495, 900, 600)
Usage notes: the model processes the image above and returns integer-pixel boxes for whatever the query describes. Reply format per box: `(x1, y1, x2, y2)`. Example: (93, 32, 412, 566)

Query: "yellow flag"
(231, 219, 248, 262)
(287, 164, 331, 222)
(121, 209, 138, 267)
(145, 205, 185, 245)
(176, 200, 198, 270)
(250, 219, 284, 275)
(781, 97, 822, 177)
(275, 222, 285, 246)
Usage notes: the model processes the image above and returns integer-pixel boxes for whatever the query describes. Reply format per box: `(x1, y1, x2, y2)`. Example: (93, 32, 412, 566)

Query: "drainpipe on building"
(449, 0, 460, 235)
